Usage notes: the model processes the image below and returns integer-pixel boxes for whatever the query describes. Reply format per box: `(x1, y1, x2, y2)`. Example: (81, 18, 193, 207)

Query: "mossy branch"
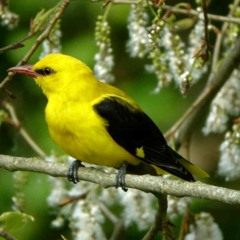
(0, 154, 240, 205)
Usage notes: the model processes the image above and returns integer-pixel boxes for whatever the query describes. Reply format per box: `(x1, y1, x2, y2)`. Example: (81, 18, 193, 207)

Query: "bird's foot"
(116, 163, 128, 192)
(68, 160, 84, 184)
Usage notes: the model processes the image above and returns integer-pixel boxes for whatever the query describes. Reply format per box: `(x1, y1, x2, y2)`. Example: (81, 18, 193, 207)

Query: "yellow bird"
(8, 53, 208, 191)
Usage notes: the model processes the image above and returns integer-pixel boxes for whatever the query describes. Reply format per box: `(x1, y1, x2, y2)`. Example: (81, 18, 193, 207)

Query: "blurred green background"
(0, 0, 240, 239)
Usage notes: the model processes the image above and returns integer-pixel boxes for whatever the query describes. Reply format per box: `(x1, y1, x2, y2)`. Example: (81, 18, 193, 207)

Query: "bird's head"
(8, 53, 94, 97)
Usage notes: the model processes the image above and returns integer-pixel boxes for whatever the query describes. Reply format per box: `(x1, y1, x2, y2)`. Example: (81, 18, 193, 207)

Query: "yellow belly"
(45, 100, 140, 168)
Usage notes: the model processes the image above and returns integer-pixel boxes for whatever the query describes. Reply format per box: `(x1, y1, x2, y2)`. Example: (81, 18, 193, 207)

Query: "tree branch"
(95, 0, 240, 25)
(142, 193, 169, 240)
(1, 154, 240, 205)
(0, 228, 16, 240)
(0, 32, 35, 54)
(2, 100, 46, 158)
(0, 0, 70, 91)
(211, 0, 240, 72)
(165, 35, 240, 142)
(99, 202, 125, 240)
(162, 4, 240, 25)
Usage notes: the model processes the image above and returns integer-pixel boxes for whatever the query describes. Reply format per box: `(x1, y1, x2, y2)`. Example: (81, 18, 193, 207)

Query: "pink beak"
(7, 65, 40, 78)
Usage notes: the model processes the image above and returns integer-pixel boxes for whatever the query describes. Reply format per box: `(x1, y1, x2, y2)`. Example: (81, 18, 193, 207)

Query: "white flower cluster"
(40, 21, 62, 59)
(167, 195, 191, 220)
(127, 4, 209, 93)
(47, 159, 106, 239)
(147, 17, 171, 91)
(217, 123, 240, 181)
(203, 69, 240, 135)
(126, 3, 149, 58)
(46, 156, 157, 239)
(179, 71, 192, 95)
(186, 17, 208, 81)
(12, 171, 28, 211)
(46, 155, 227, 239)
(161, 27, 190, 94)
(223, 16, 240, 48)
(119, 188, 155, 229)
(47, 178, 68, 207)
(94, 16, 115, 83)
(71, 200, 106, 240)
(94, 47, 114, 83)
(0, 5, 19, 29)
(46, 155, 70, 208)
(185, 212, 223, 240)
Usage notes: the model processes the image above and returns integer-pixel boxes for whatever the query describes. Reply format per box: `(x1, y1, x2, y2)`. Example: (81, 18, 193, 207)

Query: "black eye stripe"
(35, 67, 55, 76)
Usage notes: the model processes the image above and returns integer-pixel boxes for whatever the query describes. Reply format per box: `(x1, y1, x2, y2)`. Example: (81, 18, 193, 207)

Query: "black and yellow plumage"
(94, 96, 196, 181)
(8, 53, 208, 190)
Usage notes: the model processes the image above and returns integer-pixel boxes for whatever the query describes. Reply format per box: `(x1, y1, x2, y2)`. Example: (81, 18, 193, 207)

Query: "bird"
(8, 53, 208, 191)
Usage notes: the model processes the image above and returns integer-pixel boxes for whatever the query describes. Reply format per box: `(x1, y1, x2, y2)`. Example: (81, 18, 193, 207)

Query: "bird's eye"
(35, 67, 55, 76)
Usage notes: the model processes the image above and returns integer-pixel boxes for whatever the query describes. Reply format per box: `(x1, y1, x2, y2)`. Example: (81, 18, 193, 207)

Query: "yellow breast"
(45, 97, 139, 168)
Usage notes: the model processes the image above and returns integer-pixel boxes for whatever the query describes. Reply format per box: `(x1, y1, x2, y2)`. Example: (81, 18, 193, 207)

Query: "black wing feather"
(94, 96, 194, 181)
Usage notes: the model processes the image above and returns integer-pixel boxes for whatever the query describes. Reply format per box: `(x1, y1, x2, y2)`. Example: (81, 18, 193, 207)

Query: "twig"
(0, 228, 17, 240)
(164, 36, 240, 142)
(0, 32, 35, 54)
(1, 154, 240, 205)
(96, 0, 240, 25)
(178, 205, 190, 240)
(58, 193, 88, 207)
(211, 0, 240, 73)
(102, 0, 111, 8)
(162, 4, 240, 25)
(92, 0, 139, 4)
(99, 202, 125, 240)
(0, 0, 70, 91)
(2, 100, 46, 158)
(142, 193, 169, 240)
(201, 0, 210, 61)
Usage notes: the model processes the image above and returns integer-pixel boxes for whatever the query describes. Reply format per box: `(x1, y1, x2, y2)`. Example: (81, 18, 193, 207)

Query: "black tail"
(142, 145, 196, 181)
(165, 147, 195, 181)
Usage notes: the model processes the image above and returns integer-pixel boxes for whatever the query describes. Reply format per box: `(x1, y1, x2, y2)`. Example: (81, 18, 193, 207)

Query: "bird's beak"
(7, 65, 40, 78)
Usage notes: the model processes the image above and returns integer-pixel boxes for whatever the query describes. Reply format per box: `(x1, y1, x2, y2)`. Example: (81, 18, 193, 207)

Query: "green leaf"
(30, 2, 61, 33)
(0, 211, 34, 231)
(174, 18, 196, 31)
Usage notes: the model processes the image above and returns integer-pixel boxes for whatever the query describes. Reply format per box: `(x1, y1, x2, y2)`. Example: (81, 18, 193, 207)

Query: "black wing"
(94, 96, 194, 181)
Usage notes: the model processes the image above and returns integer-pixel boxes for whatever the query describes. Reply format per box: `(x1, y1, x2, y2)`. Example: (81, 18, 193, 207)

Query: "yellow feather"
(34, 54, 140, 168)
(136, 147, 145, 159)
(8, 53, 208, 181)
(178, 159, 209, 177)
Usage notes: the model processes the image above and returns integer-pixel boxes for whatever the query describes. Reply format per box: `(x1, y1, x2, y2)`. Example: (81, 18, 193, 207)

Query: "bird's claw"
(116, 163, 128, 192)
(68, 160, 83, 184)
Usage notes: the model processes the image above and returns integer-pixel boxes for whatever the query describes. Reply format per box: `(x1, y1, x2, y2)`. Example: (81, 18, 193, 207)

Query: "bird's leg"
(116, 162, 128, 192)
(67, 160, 85, 184)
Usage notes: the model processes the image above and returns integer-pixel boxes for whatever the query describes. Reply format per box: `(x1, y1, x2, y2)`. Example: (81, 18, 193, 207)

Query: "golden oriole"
(8, 53, 208, 191)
